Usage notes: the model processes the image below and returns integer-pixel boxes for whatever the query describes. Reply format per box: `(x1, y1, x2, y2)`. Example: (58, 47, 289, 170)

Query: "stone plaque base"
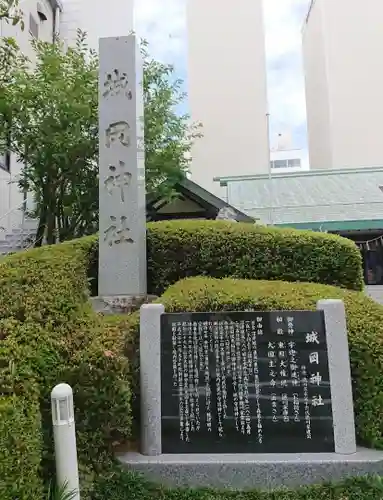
(90, 295, 158, 315)
(117, 448, 383, 489)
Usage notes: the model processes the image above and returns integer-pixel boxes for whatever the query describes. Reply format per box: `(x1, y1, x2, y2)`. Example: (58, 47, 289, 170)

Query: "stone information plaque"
(160, 311, 335, 453)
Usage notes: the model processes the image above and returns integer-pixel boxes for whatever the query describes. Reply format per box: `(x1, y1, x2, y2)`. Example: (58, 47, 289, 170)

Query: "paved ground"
(366, 285, 383, 305)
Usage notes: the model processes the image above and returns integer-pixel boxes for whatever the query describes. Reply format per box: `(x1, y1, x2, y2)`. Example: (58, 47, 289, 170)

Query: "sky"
(135, 0, 312, 151)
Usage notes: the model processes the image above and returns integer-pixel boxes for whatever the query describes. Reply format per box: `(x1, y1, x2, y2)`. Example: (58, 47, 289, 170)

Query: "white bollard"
(51, 383, 80, 499)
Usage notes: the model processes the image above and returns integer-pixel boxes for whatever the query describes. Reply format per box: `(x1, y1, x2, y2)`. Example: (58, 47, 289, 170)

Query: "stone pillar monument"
(97, 35, 147, 312)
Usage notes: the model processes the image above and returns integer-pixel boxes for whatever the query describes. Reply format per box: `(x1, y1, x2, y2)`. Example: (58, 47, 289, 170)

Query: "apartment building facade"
(303, 0, 383, 170)
(187, 0, 269, 196)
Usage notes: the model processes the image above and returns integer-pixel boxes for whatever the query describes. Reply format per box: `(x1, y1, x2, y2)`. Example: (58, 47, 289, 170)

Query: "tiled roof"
(221, 167, 383, 226)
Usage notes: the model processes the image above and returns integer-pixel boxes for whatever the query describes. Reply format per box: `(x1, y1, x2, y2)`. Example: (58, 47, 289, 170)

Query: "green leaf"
(47, 480, 78, 500)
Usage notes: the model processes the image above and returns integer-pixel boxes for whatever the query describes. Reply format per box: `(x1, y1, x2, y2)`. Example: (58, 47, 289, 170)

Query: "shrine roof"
(214, 166, 383, 230)
(147, 178, 255, 223)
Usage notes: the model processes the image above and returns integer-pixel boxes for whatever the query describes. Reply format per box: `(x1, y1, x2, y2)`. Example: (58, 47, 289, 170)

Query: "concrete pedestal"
(118, 448, 383, 489)
(90, 295, 157, 315)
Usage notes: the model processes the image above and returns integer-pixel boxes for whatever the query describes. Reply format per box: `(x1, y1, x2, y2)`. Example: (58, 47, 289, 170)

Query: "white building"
(0, 0, 62, 232)
(187, 0, 269, 197)
(59, 0, 133, 51)
(270, 131, 308, 172)
(270, 148, 309, 173)
(302, 0, 383, 170)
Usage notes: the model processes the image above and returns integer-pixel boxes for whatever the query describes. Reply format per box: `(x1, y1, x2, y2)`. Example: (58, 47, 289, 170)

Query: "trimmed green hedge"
(146, 221, 364, 293)
(87, 221, 364, 296)
(0, 237, 132, 494)
(0, 395, 43, 499)
(123, 276, 383, 450)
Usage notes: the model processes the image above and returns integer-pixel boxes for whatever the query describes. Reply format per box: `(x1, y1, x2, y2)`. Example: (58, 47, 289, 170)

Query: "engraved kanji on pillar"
(98, 35, 146, 298)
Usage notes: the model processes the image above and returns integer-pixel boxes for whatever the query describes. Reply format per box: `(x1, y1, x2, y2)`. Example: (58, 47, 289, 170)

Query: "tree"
(2, 32, 99, 244)
(0, 0, 24, 132)
(0, 0, 23, 27)
(142, 40, 201, 198)
(2, 33, 201, 244)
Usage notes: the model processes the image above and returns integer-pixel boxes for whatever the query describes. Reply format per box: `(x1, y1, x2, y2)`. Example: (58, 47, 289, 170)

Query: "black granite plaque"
(160, 310, 335, 454)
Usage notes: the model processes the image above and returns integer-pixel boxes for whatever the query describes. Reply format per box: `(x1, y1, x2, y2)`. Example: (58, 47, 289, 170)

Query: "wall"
(187, 0, 269, 197)
(0, 0, 55, 232)
(303, 0, 383, 170)
(323, 0, 383, 169)
(302, 0, 332, 170)
(59, 0, 134, 52)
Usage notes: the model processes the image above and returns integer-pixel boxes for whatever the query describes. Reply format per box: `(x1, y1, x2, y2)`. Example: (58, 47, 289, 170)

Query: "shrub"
(124, 276, 383, 449)
(0, 224, 370, 497)
(87, 221, 364, 295)
(146, 221, 363, 293)
(0, 237, 132, 493)
(63, 325, 131, 466)
(0, 395, 43, 499)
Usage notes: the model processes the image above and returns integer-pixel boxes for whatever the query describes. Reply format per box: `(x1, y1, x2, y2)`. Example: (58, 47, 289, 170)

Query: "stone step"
(0, 219, 38, 254)
(5, 232, 35, 241)
(0, 241, 20, 248)
(0, 238, 31, 253)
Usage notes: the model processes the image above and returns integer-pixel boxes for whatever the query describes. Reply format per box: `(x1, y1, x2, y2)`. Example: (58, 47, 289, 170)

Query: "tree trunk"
(46, 210, 56, 245)
(34, 208, 47, 247)
(45, 183, 57, 245)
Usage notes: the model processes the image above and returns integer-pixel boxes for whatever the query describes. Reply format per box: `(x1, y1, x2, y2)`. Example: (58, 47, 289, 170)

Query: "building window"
(29, 13, 39, 38)
(273, 160, 288, 169)
(0, 124, 11, 173)
(37, 2, 48, 21)
(0, 150, 10, 173)
(270, 158, 302, 169)
(288, 158, 301, 168)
